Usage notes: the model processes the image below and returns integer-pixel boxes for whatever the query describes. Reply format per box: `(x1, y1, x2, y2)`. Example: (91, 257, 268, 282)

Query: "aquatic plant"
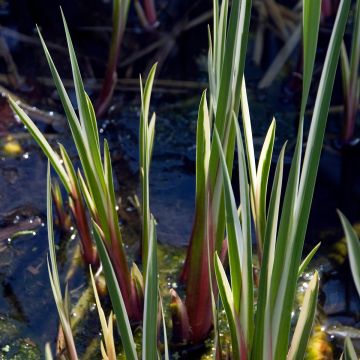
(6, 0, 355, 358)
(46, 163, 79, 359)
(177, 0, 350, 348)
(343, 337, 358, 359)
(92, 207, 160, 360)
(338, 211, 360, 298)
(338, 213, 360, 358)
(139, 64, 157, 269)
(8, 96, 96, 267)
(8, 8, 162, 356)
(46, 163, 163, 359)
(179, 0, 252, 343)
(8, 11, 144, 322)
(89, 265, 116, 359)
(212, 0, 351, 357)
(96, 0, 130, 118)
(340, 0, 360, 143)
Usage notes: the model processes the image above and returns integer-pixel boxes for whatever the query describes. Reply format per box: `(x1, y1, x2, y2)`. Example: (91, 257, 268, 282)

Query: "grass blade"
(36, 27, 92, 185)
(240, 77, 256, 198)
(343, 337, 358, 360)
(103, 139, 125, 255)
(234, 116, 254, 346)
(142, 217, 158, 359)
(61, 10, 105, 190)
(159, 295, 169, 360)
(77, 170, 96, 216)
(46, 162, 78, 360)
(93, 222, 137, 360)
(196, 91, 211, 204)
(252, 143, 286, 360)
(90, 269, 116, 360)
(140, 63, 157, 268)
(300, 0, 321, 118)
(103, 140, 117, 212)
(297, 0, 350, 230)
(148, 113, 156, 167)
(86, 93, 100, 150)
(214, 252, 243, 359)
(298, 242, 321, 277)
(8, 98, 70, 192)
(254, 119, 275, 251)
(338, 210, 360, 297)
(287, 272, 319, 360)
(36, 24, 111, 244)
(216, 123, 254, 347)
(208, 0, 252, 250)
(215, 129, 242, 314)
(273, 1, 350, 357)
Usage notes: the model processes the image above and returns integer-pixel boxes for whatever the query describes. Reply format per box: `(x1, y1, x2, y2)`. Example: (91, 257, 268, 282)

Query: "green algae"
(0, 338, 40, 360)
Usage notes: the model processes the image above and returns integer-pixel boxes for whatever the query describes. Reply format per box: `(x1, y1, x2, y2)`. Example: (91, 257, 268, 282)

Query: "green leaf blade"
(301, 0, 321, 118)
(338, 211, 360, 297)
(252, 143, 286, 360)
(93, 223, 137, 360)
(61, 11, 105, 191)
(287, 272, 319, 360)
(343, 337, 358, 360)
(254, 119, 276, 250)
(298, 242, 321, 277)
(214, 253, 242, 359)
(8, 98, 70, 193)
(142, 217, 158, 360)
(272, 1, 351, 357)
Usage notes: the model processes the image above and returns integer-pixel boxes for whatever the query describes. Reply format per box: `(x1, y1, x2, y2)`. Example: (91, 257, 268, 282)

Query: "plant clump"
(7, 0, 360, 358)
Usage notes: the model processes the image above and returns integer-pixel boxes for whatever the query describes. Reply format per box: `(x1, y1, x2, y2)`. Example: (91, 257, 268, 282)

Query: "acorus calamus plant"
(7, 0, 358, 358)
(174, 0, 350, 350)
(178, 0, 252, 343)
(9, 8, 165, 358)
(8, 10, 146, 322)
(45, 161, 162, 359)
(211, 0, 351, 357)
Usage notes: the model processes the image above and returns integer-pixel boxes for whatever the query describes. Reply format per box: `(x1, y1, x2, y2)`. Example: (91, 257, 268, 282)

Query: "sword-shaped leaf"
(90, 269, 116, 360)
(214, 253, 243, 359)
(298, 242, 321, 277)
(272, 1, 350, 357)
(139, 63, 157, 268)
(46, 162, 78, 360)
(8, 99, 69, 192)
(252, 142, 286, 360)
(254, 119, 275, 251)
(142, 217, 158, 359)
(338, 211, 360, 297)
(343, 337, 358, 360)
(93, 223, 137, 360)
(287, 272, 319, 360)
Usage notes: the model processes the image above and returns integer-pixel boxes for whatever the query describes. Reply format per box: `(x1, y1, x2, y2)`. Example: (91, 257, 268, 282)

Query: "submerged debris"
(0, 216, 41, 243)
